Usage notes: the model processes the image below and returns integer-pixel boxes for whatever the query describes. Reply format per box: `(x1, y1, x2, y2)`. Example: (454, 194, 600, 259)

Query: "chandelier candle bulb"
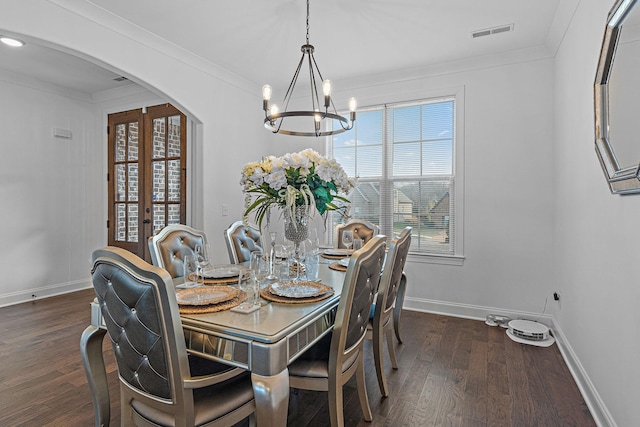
(262, 84, 272, 111)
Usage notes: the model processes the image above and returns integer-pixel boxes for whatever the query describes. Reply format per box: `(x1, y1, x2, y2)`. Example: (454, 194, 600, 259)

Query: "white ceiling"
(0, 0, 568, 95)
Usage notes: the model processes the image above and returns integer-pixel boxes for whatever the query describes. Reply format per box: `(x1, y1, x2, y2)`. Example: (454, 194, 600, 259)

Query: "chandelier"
(262, 0, 356, 137)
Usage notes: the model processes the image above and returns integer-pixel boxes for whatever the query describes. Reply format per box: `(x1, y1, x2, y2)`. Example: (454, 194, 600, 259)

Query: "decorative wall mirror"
(595, 0, 640, 193)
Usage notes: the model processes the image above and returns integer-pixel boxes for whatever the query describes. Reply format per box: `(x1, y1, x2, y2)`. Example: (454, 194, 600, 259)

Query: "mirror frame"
(595, 0, 640, 194)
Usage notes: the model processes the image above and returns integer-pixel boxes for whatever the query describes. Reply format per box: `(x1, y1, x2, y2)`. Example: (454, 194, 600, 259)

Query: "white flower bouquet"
(240, 148, 354, 228)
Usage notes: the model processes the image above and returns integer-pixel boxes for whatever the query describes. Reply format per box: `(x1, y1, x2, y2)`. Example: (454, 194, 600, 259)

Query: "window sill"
(407, 252, 465, 266)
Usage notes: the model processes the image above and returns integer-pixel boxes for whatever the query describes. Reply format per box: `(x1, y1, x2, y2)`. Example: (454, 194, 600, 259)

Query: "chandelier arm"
(307, 53, 321, 114)
(282, 53, 306, 112)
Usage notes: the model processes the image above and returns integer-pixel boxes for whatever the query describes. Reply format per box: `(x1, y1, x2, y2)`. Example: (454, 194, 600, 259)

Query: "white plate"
(202, 264, 243, 279)
(338, 258, 350, 267)
(323, 248, 353, 257)
(269, 281, 329, 298)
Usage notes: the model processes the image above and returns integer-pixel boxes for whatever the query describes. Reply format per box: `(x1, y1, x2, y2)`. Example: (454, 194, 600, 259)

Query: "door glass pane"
(153, 117, 166, 159)
(153, 161, 166, 201)
(116, 164, 126, 201)
(116, 124, 126, 162)
(128, 204, 138, 242)
(168, 115, 181, 157)
(153, 205, 166, 234)
(116, 203, 126, 241)
(168, 204, 180, 225)
(128, 164, 138, 201)
(168, 160, 180, 201)
(128, 122, 139, 161)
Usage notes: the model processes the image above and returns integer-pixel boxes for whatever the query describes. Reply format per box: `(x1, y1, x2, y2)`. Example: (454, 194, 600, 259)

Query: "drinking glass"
(182, 254, 199, 287)
(250, 252, 269, 284)
(238, 269, 260, 307)
(304, 252, 319, 281)
(342, 230, 354, 250)
(306, 228, 320, 255)
(353, 238, 364, 251)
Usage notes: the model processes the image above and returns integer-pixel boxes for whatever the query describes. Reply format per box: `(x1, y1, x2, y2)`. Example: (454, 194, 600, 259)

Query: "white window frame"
(327, 86, 465, 266)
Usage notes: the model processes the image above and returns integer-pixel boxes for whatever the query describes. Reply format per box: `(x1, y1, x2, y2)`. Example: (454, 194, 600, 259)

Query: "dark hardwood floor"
(0, 289, 595, 426)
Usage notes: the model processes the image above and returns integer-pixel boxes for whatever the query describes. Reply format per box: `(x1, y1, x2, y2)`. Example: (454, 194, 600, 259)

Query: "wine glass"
(267, 232, 277, 280)
(194, 243, 211, 285)
(342, 230, 354, 250)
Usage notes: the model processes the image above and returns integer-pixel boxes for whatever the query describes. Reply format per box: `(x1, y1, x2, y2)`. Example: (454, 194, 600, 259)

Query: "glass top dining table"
(80, 260, 347, 427)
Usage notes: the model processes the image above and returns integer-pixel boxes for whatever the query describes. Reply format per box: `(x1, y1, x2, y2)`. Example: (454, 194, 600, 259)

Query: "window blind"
(328, 97, 456, 255)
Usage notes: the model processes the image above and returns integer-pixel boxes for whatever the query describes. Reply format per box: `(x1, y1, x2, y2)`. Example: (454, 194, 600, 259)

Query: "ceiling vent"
(471, 24, 514, 39)
(112, 76, 128, 82)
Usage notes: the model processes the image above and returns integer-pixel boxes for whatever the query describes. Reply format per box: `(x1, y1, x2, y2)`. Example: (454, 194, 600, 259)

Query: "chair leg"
(328, 375, 344, 427)
(393, 274, 407, 343)
(372, 324, 390, 397)
(385, 325, 398, 369)
(356, 350, 373, 422)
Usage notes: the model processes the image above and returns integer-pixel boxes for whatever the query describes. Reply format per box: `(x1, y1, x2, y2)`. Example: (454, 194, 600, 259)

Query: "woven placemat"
(328, 261, 347, 272)
(178, 290, 247, 314)
(260, 287, 334, 304)
(321, 253, 349, 260)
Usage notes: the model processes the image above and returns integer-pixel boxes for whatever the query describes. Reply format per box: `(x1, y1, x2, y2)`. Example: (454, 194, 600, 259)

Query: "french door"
(107, 104, 187, 261)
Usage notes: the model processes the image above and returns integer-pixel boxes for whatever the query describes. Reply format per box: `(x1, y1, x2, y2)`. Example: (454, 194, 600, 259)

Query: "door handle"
(143, 219, 151, 224)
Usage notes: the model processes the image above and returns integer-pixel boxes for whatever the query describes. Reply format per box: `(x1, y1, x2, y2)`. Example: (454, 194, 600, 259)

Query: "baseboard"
(402, 295, 554, 326)
(403, 296, 614, 427)
(551, 319, 616, 427)
(0, 279, 93, 307)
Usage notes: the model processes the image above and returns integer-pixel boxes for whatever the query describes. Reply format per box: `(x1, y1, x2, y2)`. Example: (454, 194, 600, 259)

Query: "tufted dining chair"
(148, 224, 207, 278)
(288, 235, 387, 427)
(366, 226, 412, 397)
(90, 246, 256, 427)
(334, 219, 380, 249)
(223, 221, 264, 264)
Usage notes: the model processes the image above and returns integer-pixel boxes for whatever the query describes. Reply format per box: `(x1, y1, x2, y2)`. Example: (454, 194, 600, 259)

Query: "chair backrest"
(224, 221, 263, 264)
(148, 224, 207, 278)
(376, 227, 412, 317)
(91, 246, 190, 405)
(334, 219, 380, 249)
(331, 236, 386, 366)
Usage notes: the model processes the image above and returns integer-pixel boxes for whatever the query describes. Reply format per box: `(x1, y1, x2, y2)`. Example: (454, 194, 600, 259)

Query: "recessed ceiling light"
(0, 37, 26, 47)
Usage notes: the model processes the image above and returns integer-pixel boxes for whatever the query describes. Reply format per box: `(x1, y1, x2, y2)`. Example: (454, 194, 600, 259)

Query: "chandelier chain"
(306, 0, 310, 45)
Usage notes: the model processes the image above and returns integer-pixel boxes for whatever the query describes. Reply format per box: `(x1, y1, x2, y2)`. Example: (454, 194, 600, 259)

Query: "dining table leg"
(80, 325, 110, 427)
(251, 369, 290, 427)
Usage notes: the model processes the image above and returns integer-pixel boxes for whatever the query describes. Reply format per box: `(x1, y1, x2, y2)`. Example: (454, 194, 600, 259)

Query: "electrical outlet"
(222, 204, 229, 216)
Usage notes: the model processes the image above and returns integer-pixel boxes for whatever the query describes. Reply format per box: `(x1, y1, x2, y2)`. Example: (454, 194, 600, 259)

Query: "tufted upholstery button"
(131, 308, 136, 314)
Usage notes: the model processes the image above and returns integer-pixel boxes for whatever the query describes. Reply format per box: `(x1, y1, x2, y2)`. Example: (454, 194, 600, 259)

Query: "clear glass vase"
(283, 205, 310, 280)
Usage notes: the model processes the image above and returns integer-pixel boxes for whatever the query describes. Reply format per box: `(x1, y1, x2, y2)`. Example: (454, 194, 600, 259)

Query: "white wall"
(554, 0, 640, 425)
(341, 58, 555, 319)
(0, 75, 102, 305)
